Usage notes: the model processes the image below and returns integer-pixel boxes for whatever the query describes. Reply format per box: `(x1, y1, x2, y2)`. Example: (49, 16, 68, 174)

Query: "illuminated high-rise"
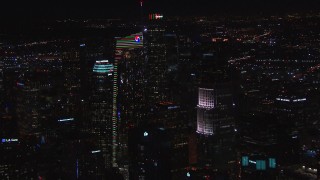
(90, 60, 114, 169)
(196, 81, 236, 174)
(118, 49, 146, 123)
(196, 88, 215, 135)
(145, 14, 169, 104)
(113, 32, 144, 169)
(196, 83, 235, 135)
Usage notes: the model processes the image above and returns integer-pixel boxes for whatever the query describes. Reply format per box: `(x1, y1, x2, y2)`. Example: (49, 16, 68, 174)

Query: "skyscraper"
(197, 88, 215, 135)
(91, 60, 114, 169)
(114, 32, 144, 168)
(145, 14, 169, 104)
(196, 81, 236, 176)
(118, 47, 146, 128)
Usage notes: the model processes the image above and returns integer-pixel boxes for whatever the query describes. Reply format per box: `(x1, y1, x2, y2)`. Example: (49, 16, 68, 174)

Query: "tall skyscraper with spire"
(113, 32, 144, 169)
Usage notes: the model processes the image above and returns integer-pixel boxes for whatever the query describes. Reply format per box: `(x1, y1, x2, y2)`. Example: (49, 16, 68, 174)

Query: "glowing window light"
(96, 60, 109, 63)
(256, 160, 266, 170)
(93, 60, 114, 73)
(149, 13, 164, 20)
(91, 150, 101, 154)
(242, 156, 249, 166)
(155, 14, 163, 19)
(249, 160, 256, 164)
(276, 97, 307, 102)
(269, 158, 276, 168)
(292, 98, 306, 102)
(16, 82, 24, 86)
(76, 159, 79, 179)
(144, 132, 148, 137)
(58, 118, 74, 122)
(276, 98, 290, 102)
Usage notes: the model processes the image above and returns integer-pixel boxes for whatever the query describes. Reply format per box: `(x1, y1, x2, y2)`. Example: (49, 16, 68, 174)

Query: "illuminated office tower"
(16, 85, 41, 137)
(90, 60, 114, 169)
(61, 48, 81, 94)
(197, 77, 235, 136)
(145, 14, 168, 104)
(196, 81, 236, 174)
(196, 88, 215, 135)
(118, 47, 146, 127)
(113, 33, 143, 168)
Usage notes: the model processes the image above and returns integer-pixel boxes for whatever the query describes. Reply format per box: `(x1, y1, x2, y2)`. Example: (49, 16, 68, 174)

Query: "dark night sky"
(0, 0, 319, 20)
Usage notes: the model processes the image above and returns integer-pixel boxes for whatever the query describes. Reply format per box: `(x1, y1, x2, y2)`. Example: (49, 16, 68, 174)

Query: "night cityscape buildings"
(197, 87, 215, 135)
(0, 1, 320, 180)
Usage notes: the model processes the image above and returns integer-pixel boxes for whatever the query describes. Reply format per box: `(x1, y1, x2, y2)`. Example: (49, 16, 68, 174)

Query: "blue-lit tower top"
(93, 60, 114, 75)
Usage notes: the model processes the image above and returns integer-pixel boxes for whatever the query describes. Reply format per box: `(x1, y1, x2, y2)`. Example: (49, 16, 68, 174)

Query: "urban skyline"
(1, 1, 320, 180)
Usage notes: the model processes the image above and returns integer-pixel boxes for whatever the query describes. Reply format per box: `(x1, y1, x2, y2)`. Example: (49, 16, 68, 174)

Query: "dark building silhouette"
(128, 126, 171, 180)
